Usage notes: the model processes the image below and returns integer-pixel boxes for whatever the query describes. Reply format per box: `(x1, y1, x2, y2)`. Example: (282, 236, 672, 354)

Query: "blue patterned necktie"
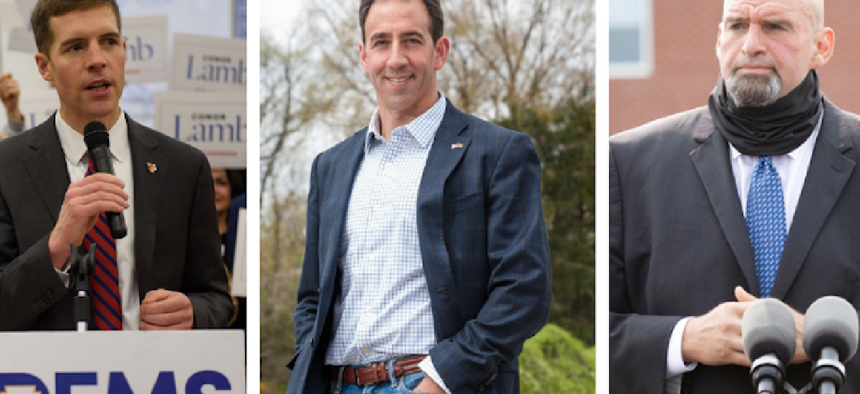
(746, 156, 787, 298)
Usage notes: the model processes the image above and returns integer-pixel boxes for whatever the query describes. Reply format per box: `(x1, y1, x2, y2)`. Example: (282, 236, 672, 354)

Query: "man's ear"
(809, 27, 835, 70)
(433, 36, 450, 71)
(359, 41, 370, 76)
(34, 52, 54, 83)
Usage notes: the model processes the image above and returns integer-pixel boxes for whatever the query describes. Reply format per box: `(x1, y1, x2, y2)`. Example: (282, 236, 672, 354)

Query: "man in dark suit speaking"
(0, 0, 233, 330)
(286, 0, 552, 393)
(609, 0, 860, 393)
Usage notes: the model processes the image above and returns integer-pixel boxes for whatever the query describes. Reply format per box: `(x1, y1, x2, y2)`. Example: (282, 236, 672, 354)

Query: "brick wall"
(609, 1, 860, 135)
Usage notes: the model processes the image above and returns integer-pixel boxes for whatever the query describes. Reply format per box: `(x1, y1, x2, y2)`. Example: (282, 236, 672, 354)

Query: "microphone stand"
(70, 243, 95, 332)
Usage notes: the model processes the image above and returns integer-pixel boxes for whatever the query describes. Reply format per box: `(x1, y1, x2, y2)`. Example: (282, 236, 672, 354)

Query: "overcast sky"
(260, 0, 302, 43)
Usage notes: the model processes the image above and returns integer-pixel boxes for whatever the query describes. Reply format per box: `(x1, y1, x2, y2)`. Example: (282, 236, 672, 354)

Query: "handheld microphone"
(83, 121, 127, 239)
(743, 298, 797, 394)
(803, 296, 859, 394)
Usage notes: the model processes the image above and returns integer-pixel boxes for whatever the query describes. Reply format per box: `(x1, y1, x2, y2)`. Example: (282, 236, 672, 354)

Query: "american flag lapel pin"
(451, 142, 464, 149)
(147, 162, 157, 173)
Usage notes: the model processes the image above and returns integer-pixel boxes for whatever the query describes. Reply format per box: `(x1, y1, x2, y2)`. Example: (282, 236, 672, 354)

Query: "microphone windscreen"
(803, 296, 859, 362)
(83, 121, 109, 150)
(742, 298, 797, 364)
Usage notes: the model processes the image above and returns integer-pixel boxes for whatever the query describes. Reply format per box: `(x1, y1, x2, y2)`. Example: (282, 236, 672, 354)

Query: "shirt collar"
(364, 91, 447, 153)
(729, 110, 823, 161)
(56, 110, 130, 166)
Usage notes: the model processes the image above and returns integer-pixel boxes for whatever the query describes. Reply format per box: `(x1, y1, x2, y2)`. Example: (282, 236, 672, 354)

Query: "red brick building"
(609, 1, 860, 135)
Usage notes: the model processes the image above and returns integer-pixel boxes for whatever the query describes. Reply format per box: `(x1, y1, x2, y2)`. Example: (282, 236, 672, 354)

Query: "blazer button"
(46, 290, 54, 300)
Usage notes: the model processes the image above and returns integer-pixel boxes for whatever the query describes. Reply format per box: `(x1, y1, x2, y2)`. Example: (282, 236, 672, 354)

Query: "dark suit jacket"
(287, 101, 552, 394)
(609, 100, 860, 394)
(0, 114, 233, 330)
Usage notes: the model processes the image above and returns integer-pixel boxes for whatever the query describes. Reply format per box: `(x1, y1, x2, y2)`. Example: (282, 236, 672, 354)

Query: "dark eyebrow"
(58, 37, 84, 49)
(57, 31, 121, 49)
(102, 32, 122, 41)
(401, 30, 425, 40)
(369, 32, 391, 42)
(368, 30, 426, 43)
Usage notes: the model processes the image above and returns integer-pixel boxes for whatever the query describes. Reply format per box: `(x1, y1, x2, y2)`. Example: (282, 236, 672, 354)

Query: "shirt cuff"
(418, 356, 452, 394)
(54, 260, 72, 288)
(666, 317, 698, 378)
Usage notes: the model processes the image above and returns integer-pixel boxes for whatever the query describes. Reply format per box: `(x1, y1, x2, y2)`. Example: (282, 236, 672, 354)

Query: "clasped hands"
(681, 286, 808, 366)
(48, 174, 193, 330)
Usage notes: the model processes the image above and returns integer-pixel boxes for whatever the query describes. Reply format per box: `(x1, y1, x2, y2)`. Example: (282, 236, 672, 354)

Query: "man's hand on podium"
(140, 289, 194, 330)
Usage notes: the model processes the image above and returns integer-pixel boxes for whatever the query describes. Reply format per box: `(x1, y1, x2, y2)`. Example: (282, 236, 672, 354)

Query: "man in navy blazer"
(287, 0, 551, 393)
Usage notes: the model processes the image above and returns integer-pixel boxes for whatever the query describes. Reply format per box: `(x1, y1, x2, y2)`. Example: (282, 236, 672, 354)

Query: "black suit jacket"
(0, 114, 233, 330)
(610, 100, 860, 393)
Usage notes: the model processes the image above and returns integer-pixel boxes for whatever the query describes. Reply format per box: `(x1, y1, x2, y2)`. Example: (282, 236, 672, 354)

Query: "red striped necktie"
(84, 156, 122, 330)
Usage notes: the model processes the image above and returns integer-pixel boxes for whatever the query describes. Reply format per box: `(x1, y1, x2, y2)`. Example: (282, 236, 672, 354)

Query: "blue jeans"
(330, 360, 427, 394)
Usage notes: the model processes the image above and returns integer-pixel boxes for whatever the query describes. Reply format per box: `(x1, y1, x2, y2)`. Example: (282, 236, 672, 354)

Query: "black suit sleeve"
(181, 154, 234, 328)
(609, 142, 683, 394)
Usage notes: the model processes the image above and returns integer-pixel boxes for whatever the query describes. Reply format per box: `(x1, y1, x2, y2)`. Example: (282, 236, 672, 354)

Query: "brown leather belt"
(328, 355, 427, 386)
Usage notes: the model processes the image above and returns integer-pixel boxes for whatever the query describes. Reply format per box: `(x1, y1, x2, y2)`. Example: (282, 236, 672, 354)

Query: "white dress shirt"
(54, 111, 140, 330)
(665, 114, 822, 380)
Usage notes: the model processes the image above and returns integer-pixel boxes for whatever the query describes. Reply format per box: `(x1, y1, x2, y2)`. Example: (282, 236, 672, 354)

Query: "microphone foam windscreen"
(804, 296, 859, 362)
(83, 121, 109, 150)
(742, 298, 797, 364)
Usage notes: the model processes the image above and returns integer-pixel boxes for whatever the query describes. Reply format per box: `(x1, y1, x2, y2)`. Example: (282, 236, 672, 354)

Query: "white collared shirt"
(55, 112, 140, 330)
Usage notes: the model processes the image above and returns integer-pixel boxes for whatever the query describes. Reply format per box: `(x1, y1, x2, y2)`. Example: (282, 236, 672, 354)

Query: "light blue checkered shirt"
(326, 93, 447, 366)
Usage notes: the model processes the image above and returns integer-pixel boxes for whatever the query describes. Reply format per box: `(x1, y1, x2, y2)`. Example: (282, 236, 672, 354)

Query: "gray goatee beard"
(726, 70, 782, 108)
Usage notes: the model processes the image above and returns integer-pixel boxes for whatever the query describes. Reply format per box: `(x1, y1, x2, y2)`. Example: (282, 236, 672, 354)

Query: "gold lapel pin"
(451, 143, 464, 149)
(147, 162, 157, 173)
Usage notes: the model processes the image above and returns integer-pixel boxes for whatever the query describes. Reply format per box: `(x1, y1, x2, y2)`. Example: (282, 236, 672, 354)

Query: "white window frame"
(609, 0, 654, 79)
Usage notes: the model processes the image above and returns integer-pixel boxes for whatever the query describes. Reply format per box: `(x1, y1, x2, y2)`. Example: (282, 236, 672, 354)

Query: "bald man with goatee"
(610, 0, 860, 393)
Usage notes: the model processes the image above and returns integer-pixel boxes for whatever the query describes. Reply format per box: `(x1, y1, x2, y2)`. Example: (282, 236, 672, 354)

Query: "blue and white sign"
(0, 330, 245, 394)
(169, 33, 246, 92)
(153, 91, 246, 169)
(122, 15, 169, 84)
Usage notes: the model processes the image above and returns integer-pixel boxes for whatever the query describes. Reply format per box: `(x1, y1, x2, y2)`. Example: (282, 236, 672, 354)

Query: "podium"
(0, 330, 245, 394)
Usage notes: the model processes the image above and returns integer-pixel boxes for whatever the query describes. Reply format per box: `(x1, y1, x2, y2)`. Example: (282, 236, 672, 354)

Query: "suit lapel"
(418, 104, 470, 211)
(416, 102, 470, 339)
(23, 115, 71, 222)
(320, 132, 365, 294)
(770, 101, 855, 299)
(126, 116, 167, 298)
(689, 117, 760, 295)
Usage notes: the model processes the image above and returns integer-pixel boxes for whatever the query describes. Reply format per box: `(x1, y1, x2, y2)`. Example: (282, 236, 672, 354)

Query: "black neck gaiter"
(707, 70, 822, 156)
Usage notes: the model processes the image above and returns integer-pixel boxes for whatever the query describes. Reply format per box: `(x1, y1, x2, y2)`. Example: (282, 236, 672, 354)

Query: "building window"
(609, 0, 653, 78)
